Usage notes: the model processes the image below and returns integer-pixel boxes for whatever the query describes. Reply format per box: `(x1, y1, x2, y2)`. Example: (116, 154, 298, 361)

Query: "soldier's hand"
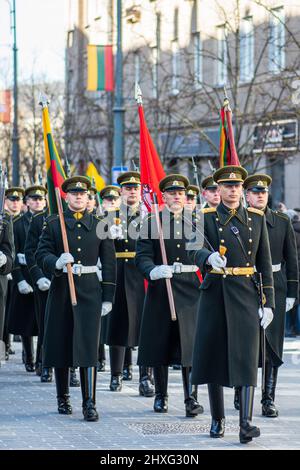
(286, 297, 296, 312)
(55, 253, 74, 270)
(0, 251, 7, 268)
(101, 301, 113, 316)
(17, 253, 27, 266)
(17, 280, 33, 295)
(258, 307, 273, 329)
(37, 277, 51, 291)
(109, 224, 123, 239)
(207, 252, 227, 272)
(150, 265, 173, 280)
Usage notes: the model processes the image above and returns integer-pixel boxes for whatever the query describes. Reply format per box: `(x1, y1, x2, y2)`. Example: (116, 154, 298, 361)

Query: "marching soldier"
(189, 166, 275, 444)
(185, 185, 200, 214)
(201, 175, 220, 208)
(8, 185, 46, 372)
(104, 172, 154, 397)
(136, 174, 204, 418)
(240, 174, 299, 417)
(97, 185, 121, 372)
(2, 187, 24, 359)
(36, 176, 116, 421)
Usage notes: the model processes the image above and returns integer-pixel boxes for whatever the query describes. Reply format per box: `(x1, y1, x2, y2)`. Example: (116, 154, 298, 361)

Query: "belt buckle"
(173, 262, 182, 274)
(74, 264, 82, 276)
(232, 267, 239, 275)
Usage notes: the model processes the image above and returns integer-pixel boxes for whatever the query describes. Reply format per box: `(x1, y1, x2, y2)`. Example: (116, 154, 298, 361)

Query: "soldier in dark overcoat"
(136, 174, 204, 418)
(242, 174, 299, 417)
(189, 166, 275, 444)
(36, 176, 116, 421)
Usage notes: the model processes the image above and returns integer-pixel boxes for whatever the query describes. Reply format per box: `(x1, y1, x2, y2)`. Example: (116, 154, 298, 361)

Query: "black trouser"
(153, 366, 169, 397)
(34, 289, 48, 365)
(109, 345, 126, 376)
(208, 384, 225, 419)
(79, 367, 97, 405)
(21, 336, 35, 364)
(55, 368, 70, 398)
(124, 347, 132, 368)
(98, 343, 106, 362)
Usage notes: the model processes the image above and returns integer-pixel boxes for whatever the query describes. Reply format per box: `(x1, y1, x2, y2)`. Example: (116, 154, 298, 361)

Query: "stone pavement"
(0, 339, 299, 450)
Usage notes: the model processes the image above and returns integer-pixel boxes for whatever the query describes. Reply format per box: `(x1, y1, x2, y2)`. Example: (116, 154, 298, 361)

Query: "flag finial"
(135, 82, 143, 105)
(223, 86, 230, 110)
(39, 93, 50, 109)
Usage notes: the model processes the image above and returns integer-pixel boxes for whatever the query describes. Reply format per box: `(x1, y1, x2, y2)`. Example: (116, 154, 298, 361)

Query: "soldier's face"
(121, 185, 141, 206)
(102, 197, 120, 210)
(163, 190, 186, 212)
(86, 197, 96, 212)
(66, 191, 88, 211)
(246, 190, 268, 210)
(5, 198, 23, 214)
(27, 197, 46, 213)
(219, 183, 243, 206)
(185, 196, 197, 211)
(202, 187, 220, 207)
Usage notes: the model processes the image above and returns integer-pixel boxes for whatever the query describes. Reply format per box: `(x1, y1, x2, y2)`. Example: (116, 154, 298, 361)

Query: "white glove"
(17, 253, 27, 266)
(101, 301, 113, 317)
(0, 251, 7, 268)
(36, 277, 51, 291)
(109, 224, 123, 239)
(207, 252, 227, 272)
(96, 268, 103, 282)
(286, 297, 296, 312)
(7, 273, 12, 281)
(150, 265, 173, 280)
(17, 280, 33, 295)
(55, 253, 74, 270)
(258, 307, 274, 330)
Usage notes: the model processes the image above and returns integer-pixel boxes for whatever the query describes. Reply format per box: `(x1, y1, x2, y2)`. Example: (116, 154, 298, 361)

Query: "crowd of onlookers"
(278, 203, 300, 337)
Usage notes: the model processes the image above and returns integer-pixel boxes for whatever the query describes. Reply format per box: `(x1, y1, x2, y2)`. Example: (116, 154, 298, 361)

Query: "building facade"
(65, 0, 300, 208)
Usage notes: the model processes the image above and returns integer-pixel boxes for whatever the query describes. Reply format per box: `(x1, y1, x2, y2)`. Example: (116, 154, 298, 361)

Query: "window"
(193, 32, 202, 88)
(240, 16, 254, 82)
(269, 7, 285, 73)
(217, 24, 227, 86)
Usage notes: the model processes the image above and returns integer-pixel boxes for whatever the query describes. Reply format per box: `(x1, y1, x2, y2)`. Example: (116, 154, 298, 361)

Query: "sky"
(0, 0, 67, 87)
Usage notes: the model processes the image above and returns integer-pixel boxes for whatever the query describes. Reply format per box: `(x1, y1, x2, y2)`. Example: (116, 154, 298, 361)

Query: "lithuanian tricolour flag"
(87, 45, 114, 92)
(41, 99, 67, 214)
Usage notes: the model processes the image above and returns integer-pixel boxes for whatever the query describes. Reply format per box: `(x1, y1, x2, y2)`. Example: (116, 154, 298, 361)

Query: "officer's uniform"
(136, 174, 204, 417)
(243, 174, 299, 417)
(8, 186, 40, 371)
(103, 173, 153, 396)
(189, 166, 275, 443)
(36, 176, 116, 421)
(0, 210, 14, 344)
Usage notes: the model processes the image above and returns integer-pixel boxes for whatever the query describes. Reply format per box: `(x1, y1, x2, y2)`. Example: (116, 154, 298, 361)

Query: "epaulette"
(13, 214, 22, 223)
(247, 207, 264, 216)
(45, 214, 59, 223)
(33, 211, 48, 219)
(201, 207, 216, 214)
(274, 211, 289, 221)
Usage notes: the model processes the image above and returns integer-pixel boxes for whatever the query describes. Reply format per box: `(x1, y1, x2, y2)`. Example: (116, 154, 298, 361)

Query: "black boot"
(153, 366, 168, 413)
(208, 384, 225, 438)
(80, 367, 99, 422)
(97, 343, 106, 371)
(261, 363, 279, 418)
(35, 362, 42, 377)
(239, 386, 260, 444)
(70, 367, 80, 387)
(182, 367, 204, 417)
(22, 336, 35, 372)
(55, 368, 72, 414)
(123, 347, 133, 380)
(41, 367, 53, 383)
(234, 387, 240, 410)
(139, 366, 155, 397)
(109, 345, 125, 391)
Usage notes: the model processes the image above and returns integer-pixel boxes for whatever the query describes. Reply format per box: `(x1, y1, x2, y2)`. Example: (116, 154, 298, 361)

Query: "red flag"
(219, 98, 240, 167)
(0, 90, 11, 124)
(138, 104, 165, 211)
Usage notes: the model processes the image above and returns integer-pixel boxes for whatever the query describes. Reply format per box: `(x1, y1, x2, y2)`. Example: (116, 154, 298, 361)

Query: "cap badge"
(76, 182, 83, 188)
(229, 173, 237, 179)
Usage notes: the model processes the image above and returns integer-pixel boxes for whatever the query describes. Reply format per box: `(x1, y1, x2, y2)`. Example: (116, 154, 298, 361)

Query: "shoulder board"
(274, 211, 289, 221)
(92, 213, 105, 222)
(33, 211, 46, 219)
(45, 214, 59, 223)
(13, 214, 22, 223)
(201, 207, 216, 214)
(247, 207, 264, 216)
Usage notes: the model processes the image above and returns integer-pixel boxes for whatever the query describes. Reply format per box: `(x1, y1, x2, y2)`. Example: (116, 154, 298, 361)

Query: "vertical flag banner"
(87, 45, 114, 92)
(86, 162, 106, 191)
(41, 100, 67, 214)
(0, 90, 11, 124)
(219, 97, 240, 168)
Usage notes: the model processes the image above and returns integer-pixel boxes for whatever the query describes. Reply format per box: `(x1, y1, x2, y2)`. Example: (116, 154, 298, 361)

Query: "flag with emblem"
(136, 85, 165, 211)
(40, 97, 67, 214)
(219, 97, 240, 168)
(87, 45, 114, 92)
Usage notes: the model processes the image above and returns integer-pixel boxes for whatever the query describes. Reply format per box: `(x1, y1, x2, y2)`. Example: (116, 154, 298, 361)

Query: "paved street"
(0, 339, 299, 451)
